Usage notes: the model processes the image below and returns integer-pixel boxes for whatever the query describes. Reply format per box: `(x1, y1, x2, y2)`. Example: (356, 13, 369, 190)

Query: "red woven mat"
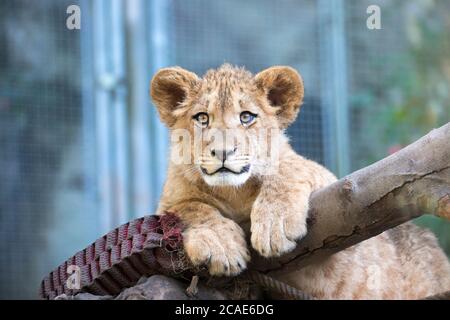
(39, 212, 189, 299)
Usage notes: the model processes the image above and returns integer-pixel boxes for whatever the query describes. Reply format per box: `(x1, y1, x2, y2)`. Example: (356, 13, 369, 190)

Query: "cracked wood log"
(251, 122, 450, 276)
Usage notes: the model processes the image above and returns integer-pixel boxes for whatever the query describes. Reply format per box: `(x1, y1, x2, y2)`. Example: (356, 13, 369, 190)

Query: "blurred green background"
(347, 1, 450, 254)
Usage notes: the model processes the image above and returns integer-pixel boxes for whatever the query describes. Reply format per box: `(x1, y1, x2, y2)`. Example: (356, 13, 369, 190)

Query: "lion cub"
(150, 64, 450, 299)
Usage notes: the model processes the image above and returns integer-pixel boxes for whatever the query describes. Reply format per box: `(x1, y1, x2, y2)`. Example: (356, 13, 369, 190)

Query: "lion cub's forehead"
(204, 65, 255, 91)
(203, 64, 254, 85)
(195, 64, 259, 112)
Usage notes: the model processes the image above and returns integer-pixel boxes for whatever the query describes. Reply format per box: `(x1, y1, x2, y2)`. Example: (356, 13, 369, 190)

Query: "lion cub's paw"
(183, 220, 250, 277)
(251, 208, 307, 258)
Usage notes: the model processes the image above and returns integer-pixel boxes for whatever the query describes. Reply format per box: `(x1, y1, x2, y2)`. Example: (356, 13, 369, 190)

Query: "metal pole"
(93, 0, 129, 231)
(318, 0, 350, 177)
(125, 0, 154, 217)
(110, 0, 130, 225)
(80, 0, 98, 231)
(148, 0, 171, 211)
(93, 0, 112, 232)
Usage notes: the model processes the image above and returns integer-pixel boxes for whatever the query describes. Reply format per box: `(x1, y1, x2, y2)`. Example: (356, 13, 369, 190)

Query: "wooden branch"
(251, 122, 450, 276)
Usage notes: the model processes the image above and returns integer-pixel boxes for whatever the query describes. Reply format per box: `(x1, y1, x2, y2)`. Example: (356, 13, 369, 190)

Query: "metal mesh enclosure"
(345, 0, 450, 170)
(0, 0, 99, 298)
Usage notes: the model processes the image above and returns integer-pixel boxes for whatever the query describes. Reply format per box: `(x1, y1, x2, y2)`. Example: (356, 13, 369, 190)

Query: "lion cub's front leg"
(250, 176, 310, 258)
(169, 201, 250, 276)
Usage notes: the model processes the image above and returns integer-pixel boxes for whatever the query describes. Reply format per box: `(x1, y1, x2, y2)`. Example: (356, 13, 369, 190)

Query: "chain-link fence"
(0, 0, 99, 298)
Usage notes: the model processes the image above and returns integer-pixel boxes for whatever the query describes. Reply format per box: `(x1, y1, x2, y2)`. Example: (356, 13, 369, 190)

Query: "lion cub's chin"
(201, 170, 251, 187)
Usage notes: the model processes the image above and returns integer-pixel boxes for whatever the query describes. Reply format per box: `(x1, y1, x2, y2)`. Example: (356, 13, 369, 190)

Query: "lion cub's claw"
(183, 223, 250, 277)
(251, 209, 307, 258)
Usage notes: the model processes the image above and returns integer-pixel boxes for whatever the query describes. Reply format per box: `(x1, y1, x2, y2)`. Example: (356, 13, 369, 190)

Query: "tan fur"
(150, 64, 450, 299)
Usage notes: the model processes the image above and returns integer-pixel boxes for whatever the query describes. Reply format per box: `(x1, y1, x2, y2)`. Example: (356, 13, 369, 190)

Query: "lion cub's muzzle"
(198, 147, 252, 186)
(201, 164, 251, 175)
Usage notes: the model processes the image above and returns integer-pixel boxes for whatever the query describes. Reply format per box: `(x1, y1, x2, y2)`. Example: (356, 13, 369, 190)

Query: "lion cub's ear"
(254, 66, 304, 128)
(150, 67, 199, 127)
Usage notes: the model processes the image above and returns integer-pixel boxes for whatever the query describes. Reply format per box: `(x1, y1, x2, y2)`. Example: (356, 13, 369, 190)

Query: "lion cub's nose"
(211, 148, 236, 162)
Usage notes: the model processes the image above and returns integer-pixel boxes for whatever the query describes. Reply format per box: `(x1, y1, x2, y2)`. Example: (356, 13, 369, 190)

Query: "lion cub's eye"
(240, 111, 257, 126)
(193, 112, 209, 127)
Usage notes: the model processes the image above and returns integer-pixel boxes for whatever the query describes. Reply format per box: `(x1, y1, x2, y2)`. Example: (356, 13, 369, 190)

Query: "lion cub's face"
(151, 64, 304, 187)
